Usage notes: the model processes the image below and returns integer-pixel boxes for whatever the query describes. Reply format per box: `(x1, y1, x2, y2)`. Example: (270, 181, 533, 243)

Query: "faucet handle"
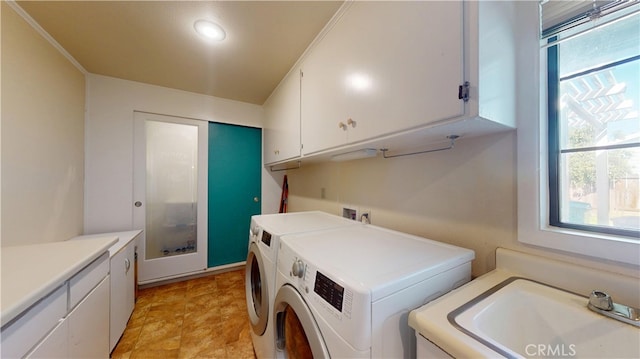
(589, 290, 614, 311)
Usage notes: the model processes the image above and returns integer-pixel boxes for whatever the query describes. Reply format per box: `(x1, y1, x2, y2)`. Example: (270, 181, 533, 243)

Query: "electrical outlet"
(359, 209, 371, 224)
(342, 206, 357, 220)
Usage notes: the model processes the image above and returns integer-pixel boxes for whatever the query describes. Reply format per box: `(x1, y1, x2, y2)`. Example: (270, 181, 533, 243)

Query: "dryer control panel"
(261, 230, 272, 247)
(277, 238, 372, 352)
(314, 271, 344, 312)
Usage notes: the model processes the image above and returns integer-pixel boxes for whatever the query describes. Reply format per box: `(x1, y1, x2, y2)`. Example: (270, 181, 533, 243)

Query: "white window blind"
(540, 0, 636, 38)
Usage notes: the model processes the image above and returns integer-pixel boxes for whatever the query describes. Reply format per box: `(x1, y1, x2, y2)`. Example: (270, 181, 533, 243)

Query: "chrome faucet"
(588, 290, 640, 327)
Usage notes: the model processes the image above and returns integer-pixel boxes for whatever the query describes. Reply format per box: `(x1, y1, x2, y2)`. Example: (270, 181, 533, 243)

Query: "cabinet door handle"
(347, 118, 356, 128)
(125, 258, 131, 273)
(338, 122, 347, 130)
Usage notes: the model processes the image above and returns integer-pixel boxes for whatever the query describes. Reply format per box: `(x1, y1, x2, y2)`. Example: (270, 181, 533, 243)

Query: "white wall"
(1, 3, 85, 246)
(84, 74, 268, 233)
(287, 133, 516, 277)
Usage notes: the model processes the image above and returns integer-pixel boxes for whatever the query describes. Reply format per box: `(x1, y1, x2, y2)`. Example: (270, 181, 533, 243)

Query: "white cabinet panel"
(26, 320, 68, 359)
(69, 252, 109, 309)
(301, 1, 464, 155)
(416, 334, 453, 359)
(1, 285, 67, 359)
(109, 242, 136, 351)
(68, 276, 110, 358)
(1, 256, 110, 359)
(264, 67, 302, 165)
(1, 243, 112, 359)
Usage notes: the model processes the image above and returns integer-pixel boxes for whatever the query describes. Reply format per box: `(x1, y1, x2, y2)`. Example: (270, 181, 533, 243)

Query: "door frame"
(133, 111, 208, 283)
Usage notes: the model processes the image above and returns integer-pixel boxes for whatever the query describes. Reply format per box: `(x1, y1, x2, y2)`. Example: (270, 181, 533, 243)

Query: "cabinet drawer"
(1, 285, 67, 358)
(69, 252, 109, 310)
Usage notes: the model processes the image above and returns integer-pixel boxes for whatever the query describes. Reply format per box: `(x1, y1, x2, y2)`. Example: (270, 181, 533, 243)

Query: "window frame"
(516, 1, 640, 266)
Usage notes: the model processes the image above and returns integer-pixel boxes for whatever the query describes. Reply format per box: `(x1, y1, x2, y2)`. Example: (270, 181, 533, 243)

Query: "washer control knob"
(291, 259, 305, 278)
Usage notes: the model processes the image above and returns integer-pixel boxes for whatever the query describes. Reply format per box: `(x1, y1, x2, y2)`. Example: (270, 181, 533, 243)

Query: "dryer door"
(273, 284, 330, 358)
(245, 243, 268, 335)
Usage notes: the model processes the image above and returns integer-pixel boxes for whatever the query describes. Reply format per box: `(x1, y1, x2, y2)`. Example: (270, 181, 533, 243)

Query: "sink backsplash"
(496, 248, 639, 308)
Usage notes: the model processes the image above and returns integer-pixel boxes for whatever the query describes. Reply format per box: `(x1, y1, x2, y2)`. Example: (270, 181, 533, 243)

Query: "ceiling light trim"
(194, 19, 226, 41)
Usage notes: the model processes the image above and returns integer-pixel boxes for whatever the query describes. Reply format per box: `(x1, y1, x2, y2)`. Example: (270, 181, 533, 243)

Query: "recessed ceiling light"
(194, 20, 226, 41)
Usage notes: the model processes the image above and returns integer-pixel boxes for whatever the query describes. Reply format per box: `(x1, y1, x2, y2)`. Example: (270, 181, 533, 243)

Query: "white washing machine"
(273, 225, 474, 358)
(245, 211, 362, 359)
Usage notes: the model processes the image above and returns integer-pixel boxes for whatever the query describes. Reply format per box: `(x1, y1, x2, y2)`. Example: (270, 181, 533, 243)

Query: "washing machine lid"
(281, 225, 474, 301)
(251, 211, 359, 235)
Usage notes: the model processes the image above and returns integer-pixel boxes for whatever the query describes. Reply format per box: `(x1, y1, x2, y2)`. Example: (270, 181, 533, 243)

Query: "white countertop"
(70, 230, 142, 257)
(1, 237, 117, 326)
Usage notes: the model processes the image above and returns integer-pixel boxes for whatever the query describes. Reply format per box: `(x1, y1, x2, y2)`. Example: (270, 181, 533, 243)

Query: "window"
(545, 2, 640, 238)
(517, 1, 639, 266)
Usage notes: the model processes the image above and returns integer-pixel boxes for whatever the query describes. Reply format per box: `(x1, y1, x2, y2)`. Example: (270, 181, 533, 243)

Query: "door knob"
(134, 201, 142, 207)
(253, 197, 260, 203)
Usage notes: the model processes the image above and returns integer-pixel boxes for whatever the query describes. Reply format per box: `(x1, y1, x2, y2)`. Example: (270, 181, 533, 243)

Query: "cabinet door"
(109, 244, 135, 352)
(26, 320, 68, 359)
(300, 24, 351, 155)
(68, 276, 109, 359)
(302, 1, 464, 155)
(264, 68, 302, 164)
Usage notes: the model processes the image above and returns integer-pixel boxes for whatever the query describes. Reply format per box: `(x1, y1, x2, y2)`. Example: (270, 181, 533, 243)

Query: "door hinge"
(458, 81, 470, 102)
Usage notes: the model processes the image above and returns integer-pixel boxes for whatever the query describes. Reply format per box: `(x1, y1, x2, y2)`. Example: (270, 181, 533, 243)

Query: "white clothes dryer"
(245, 211, 361, 359)
(273, 225, 474, 358)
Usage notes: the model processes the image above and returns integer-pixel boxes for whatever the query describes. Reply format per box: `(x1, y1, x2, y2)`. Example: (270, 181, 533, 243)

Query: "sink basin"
(448, 277, 640, 358)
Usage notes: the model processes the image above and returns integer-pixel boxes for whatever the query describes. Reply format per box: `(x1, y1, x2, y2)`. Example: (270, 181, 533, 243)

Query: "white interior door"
(133, 112, 208, 283)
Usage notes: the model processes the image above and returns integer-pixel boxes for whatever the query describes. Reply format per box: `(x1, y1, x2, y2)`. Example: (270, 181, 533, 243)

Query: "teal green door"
(208, 122, 262, 267)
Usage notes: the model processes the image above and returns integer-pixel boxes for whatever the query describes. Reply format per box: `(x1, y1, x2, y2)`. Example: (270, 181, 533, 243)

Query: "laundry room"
(2, 0, 639, 358)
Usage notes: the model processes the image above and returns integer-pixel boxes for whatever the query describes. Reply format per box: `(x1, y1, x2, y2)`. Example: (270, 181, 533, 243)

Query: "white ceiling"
(16, 1, 343, 105)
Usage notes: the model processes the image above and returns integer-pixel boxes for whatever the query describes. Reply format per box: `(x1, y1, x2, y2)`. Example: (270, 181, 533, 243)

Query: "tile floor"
(111, 269, 256, 359)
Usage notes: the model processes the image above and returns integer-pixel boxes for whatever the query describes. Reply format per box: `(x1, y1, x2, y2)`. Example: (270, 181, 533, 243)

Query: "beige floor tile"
(112, 269, 256, 359)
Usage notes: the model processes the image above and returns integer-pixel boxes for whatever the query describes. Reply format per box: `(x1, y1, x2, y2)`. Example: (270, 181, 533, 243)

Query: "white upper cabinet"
(301, 1, 465, 156)
(466, 0, 517, 129)
(264, 1, 517, 163)
(263, 66, 302, 165)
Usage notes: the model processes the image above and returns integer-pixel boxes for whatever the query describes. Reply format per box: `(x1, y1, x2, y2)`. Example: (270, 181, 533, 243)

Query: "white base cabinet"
(68, 277, 110, 358)
(2, 286, 67, 358)
(2, 252, 110, 359)
(67, 230, 141, 353)
(109, 239, 136, 351)
(27, 277, 110, 359)
(27, 319, 68, 358)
